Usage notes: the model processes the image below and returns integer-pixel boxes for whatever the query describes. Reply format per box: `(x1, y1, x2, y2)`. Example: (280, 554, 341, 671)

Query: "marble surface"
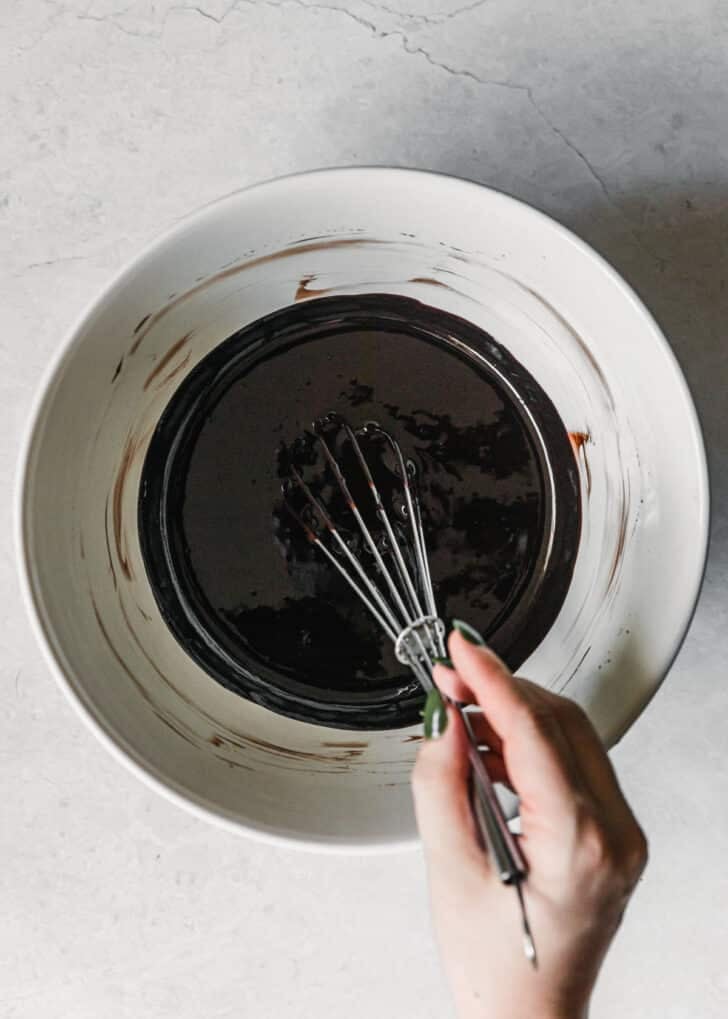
(3, 2, 728, 1016)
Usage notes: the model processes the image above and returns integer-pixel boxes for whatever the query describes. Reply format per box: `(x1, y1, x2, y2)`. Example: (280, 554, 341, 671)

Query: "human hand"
(412, 625, 648, 1019)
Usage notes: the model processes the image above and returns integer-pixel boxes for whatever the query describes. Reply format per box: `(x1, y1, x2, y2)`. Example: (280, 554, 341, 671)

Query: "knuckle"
(577, 812, 648, 890)
(623, 825, 649, 881)
(560, 696, 590, 729)
(578, 814, 615, 872)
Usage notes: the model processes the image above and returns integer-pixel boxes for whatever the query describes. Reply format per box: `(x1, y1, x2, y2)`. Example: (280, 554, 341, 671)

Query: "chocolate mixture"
(139, 294, 581, 729)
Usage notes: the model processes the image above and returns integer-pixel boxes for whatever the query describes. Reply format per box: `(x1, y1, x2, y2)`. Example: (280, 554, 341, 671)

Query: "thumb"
(411, 702, 487, 872)
(448, 627, 582, 821)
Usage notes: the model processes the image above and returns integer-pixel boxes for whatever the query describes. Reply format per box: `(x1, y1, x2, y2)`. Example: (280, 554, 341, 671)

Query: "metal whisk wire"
(282, 413, 536, 967)
(284, 415, 442, 690)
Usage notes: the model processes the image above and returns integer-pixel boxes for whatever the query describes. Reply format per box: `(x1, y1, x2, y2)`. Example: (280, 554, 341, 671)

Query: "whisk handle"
(459, 707, 526, 885)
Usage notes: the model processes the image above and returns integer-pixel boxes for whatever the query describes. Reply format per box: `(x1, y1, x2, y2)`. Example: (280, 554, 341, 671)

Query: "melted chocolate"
(139, 295, 581, 729)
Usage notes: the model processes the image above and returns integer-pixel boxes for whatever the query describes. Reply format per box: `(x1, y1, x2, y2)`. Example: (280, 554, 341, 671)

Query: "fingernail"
(432, 656, 454, 669)
(423, 688, 448, 740)
(452, 619, 486, 646)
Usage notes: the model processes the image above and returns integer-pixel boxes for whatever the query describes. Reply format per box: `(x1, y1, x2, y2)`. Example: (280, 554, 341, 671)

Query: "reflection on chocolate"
(139, 295, 581, 729)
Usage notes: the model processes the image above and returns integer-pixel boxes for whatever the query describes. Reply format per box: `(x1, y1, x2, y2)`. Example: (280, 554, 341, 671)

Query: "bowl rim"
(15, 165, 711, 852)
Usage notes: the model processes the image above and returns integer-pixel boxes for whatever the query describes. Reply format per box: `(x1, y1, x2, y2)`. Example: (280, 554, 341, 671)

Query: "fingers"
(417, 633, 648, 929)
(448, 630, 588, 820)
(434, 662, 503, 752)
(520, 681, 641, 830)
(444, 629, 646, 868)
(526, 682, 618, 792)
(411, 704, 488, 873)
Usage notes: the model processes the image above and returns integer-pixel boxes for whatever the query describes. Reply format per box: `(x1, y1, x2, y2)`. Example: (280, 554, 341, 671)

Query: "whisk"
(281, 412, 536, 966)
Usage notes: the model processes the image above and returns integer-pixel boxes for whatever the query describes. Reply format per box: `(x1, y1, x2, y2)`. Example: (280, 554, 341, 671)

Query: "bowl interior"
(20, 169, 708, 848)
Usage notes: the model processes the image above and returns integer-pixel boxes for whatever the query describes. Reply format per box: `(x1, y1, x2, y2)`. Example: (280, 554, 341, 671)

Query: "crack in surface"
(525, 92, 615, 205)
(522, 91, 667, 268)
(274, 0, 381, 32)
(24, 0, 663, 270)
(256, 0, 665, 266)
(168, 2, 241, 21)
(359, 0, 491, 26)
(400, 37, 529, 91)
(190, 0, 491, 25)
(76, 12, 157, 37)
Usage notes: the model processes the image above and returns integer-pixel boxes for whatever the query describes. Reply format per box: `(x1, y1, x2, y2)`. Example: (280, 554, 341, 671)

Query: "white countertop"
(3, 2, 727, 1016)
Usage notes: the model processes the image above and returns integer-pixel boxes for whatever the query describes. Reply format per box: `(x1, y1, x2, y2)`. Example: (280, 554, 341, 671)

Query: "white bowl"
(17, 168, 709, 850)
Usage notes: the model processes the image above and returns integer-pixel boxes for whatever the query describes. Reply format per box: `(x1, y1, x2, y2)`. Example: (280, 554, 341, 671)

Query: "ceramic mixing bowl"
(18, 168, 709, 849)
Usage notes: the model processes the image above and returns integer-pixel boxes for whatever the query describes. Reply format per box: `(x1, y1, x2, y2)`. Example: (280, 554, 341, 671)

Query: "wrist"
(469, 1004, 587, 1019)
(459, 1006, 587, 1019)
(540, 1007, 588, 1019)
